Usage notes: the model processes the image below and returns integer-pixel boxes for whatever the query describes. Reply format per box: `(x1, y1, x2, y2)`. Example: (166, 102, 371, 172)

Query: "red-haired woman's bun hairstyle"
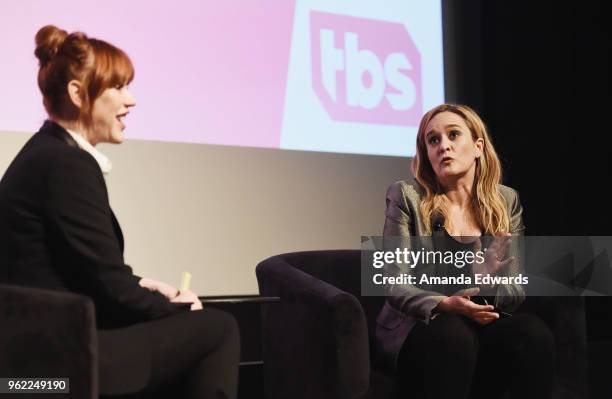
(34, 25, 134, 125)
(34, 25, 69, 67)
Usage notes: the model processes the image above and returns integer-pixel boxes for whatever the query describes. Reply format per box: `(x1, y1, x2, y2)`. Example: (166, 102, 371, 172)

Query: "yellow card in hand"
(180, 271, 191, 292)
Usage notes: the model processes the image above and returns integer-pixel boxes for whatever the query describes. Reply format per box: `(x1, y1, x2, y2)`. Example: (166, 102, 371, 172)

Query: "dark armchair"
(256, 250, 389, 399)
(256, 250, 589, 399)
(0, 283, 97, 398)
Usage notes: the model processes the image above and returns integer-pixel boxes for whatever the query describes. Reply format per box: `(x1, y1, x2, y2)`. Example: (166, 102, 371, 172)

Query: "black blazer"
(0, 120, 181, 329)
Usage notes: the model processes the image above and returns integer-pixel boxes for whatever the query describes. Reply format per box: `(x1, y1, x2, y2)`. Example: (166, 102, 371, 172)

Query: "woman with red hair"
(0, 25, 239, 399)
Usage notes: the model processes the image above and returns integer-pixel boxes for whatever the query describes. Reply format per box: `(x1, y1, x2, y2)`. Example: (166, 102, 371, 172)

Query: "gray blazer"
(374, 180, 526, 371)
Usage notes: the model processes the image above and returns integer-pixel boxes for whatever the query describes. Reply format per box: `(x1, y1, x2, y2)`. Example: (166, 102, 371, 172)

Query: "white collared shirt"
(65, 129, 113, 175)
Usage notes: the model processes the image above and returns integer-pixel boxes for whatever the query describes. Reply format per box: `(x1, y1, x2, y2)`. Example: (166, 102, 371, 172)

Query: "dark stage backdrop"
(449, 1, 609, 396)
(449, 0, 609, 235)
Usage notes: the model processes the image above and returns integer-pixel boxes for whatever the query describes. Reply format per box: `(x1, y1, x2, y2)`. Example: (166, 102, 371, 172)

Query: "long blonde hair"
(412, 104, 509, 235)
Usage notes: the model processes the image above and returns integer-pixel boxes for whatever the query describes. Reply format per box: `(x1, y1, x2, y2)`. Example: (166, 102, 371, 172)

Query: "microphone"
(431, 214, 446, 251)
(432, 215, 445, 232)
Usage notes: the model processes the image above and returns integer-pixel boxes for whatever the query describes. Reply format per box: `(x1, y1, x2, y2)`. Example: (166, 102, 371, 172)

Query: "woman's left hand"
(472, 233, 514, 278)
(171, 289, 203, 311)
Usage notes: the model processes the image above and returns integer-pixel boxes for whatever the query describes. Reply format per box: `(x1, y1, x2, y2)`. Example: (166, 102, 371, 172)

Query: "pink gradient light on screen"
(0, 1, 296, 148)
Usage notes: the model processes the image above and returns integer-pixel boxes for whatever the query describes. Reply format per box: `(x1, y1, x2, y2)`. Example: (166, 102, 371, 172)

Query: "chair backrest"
(268, 250, 386, 346)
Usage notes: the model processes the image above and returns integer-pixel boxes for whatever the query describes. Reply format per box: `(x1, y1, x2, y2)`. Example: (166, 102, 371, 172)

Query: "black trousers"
(397, 309, 555, 399)
(99, 308, 240, 399)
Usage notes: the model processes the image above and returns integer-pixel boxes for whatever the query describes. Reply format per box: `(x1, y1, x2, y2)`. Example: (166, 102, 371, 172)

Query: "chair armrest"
(256, 259, 370, 399)
(0, 284, 97, 399)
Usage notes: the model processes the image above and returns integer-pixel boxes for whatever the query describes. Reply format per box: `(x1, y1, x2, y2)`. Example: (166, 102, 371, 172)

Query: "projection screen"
(0, 0, 445, 295)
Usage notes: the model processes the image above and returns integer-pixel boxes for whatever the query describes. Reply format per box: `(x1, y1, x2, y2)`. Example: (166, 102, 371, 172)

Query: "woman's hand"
(139, 277, 203, 311)
(171, 289, 203, 311)
(472, 233, 514, 279)
(139, 277, 179, 300)
(435, 287, 499, 325)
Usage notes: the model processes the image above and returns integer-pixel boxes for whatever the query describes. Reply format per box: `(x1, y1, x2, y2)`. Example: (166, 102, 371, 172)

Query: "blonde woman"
(375, 104, 554, 399)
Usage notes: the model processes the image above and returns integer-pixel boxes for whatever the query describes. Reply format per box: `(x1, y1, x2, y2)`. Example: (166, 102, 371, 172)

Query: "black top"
(437, 229, 477, 295)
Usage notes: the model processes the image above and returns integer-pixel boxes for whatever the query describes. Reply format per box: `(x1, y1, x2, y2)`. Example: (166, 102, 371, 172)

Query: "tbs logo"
(310, 11, 422, 125)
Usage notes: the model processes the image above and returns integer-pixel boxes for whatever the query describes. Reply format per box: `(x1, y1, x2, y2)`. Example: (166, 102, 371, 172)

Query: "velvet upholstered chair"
(0, 283, 98, 398)
(255, 250, 589, 399)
